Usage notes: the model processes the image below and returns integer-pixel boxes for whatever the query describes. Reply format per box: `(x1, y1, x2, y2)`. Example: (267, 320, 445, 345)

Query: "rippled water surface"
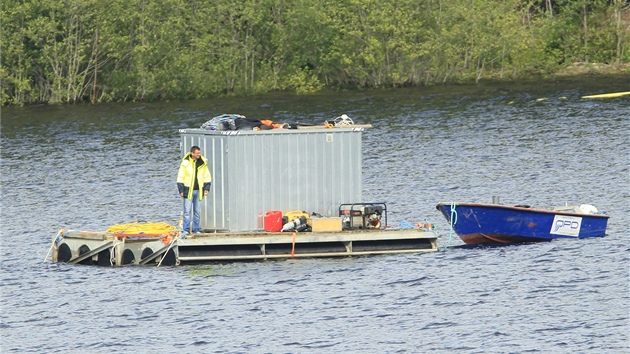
(2, 78, 629, 353)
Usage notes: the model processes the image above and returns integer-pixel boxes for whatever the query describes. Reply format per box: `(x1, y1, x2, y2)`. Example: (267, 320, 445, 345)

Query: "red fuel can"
(264, 210, 283, 232)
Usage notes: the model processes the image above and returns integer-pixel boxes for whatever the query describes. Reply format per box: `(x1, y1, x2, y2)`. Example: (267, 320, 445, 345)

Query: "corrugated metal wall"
(180, 128, 363, 232)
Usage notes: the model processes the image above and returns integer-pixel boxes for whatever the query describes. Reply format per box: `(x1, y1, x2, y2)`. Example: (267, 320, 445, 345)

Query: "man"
(177, 146, 212, 237)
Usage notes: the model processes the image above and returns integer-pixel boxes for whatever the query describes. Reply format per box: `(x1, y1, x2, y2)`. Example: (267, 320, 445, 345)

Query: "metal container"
(179, 128, 364, 232)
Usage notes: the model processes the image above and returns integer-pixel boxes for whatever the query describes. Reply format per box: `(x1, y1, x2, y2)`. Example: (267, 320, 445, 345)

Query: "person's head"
(190, 146, 201, 160)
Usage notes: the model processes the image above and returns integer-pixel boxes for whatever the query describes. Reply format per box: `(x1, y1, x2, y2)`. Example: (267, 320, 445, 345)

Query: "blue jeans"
(182, 190, 200, 233)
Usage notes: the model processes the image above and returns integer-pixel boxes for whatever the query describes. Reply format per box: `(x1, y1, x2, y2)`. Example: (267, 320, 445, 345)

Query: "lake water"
(1, 78, 629, 353)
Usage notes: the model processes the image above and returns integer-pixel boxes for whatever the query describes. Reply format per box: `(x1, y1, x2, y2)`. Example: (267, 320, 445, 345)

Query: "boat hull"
(436, 202, 609, 245)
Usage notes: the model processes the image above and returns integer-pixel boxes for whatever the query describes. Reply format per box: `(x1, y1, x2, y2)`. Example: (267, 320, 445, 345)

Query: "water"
(2, 79, 629, 353)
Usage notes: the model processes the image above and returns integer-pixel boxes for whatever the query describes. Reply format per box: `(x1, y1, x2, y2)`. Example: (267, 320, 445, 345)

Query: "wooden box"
(307, 217, 342, 232)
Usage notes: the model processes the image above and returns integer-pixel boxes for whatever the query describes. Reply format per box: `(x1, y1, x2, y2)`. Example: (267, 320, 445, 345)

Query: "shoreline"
(3, 66, 628, 107)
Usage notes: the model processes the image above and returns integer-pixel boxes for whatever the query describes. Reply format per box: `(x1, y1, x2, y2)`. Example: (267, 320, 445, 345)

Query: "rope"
(113, 233, 163, 238)
(291, 232, 297, 257)
(110, 238, 126, 266)
(45, 229, 65, 261)
(440, 202, 458, 251)
(398, 221, 416, 229)
(157, 232, 182, 267)
(389, 220, 423, 230)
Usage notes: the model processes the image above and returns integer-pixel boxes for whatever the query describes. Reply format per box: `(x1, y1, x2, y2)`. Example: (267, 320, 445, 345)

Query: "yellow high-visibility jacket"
(177, 153, 212, 200)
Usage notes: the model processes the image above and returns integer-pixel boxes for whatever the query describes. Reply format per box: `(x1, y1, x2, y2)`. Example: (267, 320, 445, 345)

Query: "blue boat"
(436, 202, 609, 245)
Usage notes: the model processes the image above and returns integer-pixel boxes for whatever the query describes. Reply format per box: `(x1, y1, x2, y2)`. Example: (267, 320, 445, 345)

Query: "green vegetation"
(2, 0, 628, 105)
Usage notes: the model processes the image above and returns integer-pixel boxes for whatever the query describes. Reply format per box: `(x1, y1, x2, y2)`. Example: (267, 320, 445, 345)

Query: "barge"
(48, 115, 438, 266)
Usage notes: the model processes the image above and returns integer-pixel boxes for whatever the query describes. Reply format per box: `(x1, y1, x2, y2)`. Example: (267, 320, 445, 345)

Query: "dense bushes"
(1, 0, 628, 105)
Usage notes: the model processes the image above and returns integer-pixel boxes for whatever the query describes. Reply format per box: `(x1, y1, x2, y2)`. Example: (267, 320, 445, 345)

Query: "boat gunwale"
(436, 202, 610, 219)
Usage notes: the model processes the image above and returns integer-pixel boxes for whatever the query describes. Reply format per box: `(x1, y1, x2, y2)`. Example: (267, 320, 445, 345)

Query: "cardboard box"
(307, 217, 342, 232)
